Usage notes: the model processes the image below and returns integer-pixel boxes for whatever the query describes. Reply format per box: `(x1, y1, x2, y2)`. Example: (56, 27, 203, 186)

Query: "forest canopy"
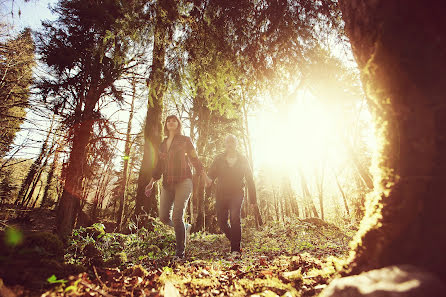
(4, 0, 434, 296)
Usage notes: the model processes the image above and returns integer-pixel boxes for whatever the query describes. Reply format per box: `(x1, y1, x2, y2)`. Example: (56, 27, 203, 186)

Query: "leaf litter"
(10, 217, 355, 297)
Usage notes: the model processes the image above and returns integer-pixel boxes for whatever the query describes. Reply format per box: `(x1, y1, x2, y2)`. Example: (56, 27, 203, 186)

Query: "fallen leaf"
(260, 270, 273, 277)
(164, 281, 180, 297)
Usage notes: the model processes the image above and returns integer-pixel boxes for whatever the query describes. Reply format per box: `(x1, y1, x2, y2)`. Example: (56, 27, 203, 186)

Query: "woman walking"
(145, 115, 207, 259)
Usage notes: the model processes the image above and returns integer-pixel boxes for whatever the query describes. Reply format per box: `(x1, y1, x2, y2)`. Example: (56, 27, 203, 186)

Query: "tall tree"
(0, 28, 35, 158)
(117, 78, 137, 230)
(133, 0, 178, 220)
(339, 0, 446, 281)
(35, 0, 151, 238)
(300, 169, 319, 218)
(15, 123, 54, 206)
(0, 167, 16, 204)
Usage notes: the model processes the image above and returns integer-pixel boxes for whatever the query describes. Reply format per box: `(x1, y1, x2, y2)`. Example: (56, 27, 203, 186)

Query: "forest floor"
(0, 206, 357, 297)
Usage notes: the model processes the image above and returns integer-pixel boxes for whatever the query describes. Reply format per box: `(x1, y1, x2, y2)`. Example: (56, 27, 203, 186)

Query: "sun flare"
(249, 92, 375, 180)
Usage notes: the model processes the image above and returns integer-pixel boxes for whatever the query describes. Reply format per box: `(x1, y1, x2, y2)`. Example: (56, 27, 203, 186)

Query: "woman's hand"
(145, 178, 155, 197)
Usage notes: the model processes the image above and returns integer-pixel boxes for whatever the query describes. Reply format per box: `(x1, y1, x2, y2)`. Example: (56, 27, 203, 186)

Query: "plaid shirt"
(153, 135, 203, 188)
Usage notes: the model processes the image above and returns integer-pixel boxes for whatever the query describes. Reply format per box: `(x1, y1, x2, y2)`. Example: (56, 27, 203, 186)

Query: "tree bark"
(348, 143, 373, 189)
(339, 0, 446, 281)
(117, 78, 136, 230)
(334, 171, 350, 216)
(31, 180, 44, 208)
(41, 144, 61, 208)
(133, 4, 170, 219)
(56, 97, 96, 238)
(15, 128, 51, 206)
(191, 88, 210, 231)
(316, 166, 325, 221)
(299, 170, 318, 218)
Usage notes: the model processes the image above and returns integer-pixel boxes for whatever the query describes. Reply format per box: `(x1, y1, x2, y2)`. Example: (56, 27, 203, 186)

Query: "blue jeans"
(159, 178, 192, 257)
(216, 194, 244, 252)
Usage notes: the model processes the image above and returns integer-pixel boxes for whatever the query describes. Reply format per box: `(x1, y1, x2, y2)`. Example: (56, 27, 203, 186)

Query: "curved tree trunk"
(340, 0, 446, 281)
(133, 1, 172, 219)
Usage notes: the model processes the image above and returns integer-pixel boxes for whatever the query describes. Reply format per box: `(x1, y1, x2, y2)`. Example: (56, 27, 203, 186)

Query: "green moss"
(23, 232, 64, 260)
(104, 251, 128, 267)
(85, 223, 106, 240)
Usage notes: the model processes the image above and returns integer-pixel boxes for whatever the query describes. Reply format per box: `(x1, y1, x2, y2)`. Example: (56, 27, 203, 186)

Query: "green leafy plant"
(47, 275, 67, 285)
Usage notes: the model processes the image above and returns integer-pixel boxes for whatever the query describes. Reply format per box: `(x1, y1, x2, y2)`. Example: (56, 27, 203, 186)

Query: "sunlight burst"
(249, 91, 372, 178)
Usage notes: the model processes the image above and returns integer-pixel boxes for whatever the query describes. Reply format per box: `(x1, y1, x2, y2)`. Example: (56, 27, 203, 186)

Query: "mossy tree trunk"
(133, 0, 173, 219)
(339, 0, 446, 281)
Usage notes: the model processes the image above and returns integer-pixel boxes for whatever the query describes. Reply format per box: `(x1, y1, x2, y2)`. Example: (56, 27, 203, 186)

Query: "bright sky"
(3, 0, 57, 31)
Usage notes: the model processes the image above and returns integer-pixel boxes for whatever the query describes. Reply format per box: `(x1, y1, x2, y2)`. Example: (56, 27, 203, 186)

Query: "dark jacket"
(207, 152, 257, 203)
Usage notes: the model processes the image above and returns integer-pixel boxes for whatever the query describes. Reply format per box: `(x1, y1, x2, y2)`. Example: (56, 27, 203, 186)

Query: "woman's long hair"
(164, 115, 183, 136)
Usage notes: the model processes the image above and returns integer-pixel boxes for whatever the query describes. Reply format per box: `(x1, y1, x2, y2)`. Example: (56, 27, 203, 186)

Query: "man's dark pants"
(216, 193, 243, 252)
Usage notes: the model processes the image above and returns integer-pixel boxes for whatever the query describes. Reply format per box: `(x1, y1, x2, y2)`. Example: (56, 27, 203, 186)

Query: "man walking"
(205, 134, 257, 257)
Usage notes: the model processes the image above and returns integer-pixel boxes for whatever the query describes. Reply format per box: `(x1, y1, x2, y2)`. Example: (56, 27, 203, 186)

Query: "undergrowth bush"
(66, 219, 176, 268)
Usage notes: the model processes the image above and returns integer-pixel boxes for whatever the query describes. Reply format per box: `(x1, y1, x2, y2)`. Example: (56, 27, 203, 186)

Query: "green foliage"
(85, 223, 106, 239)
(4, 226, 23, 247)
(66, 218, 176, 268)
(0, 28, 35, 158)
(0, 229, 84, 288)
(0, 159, 34, 203)
(47, 275, 67, 285)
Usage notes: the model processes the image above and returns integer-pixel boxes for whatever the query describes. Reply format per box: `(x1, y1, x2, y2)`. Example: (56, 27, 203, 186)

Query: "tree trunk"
(189, 84, 212, 231)
(56, 97, 96, 238)
(299, 170, 318, 218)
(133, 7, 169, 219)
(348, 143, 373, 189)
(272, 188, 279, 222)
(41, 145, 61, 208)
(192, 175, 205, 232)
(91, 166, 107, 222)
(23, 148, 54, 208)
(31, 180, 44, 208)
(316, 166, 325, 221)
(339, 0, 446, 281)
(279, 193, 285, 223)
(334, 171, 350, 216)
(15, 130, 51, 206)
(292, 196, 299, 218)
(117, 78, 136, 230)
(23, 165, 46, 208)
